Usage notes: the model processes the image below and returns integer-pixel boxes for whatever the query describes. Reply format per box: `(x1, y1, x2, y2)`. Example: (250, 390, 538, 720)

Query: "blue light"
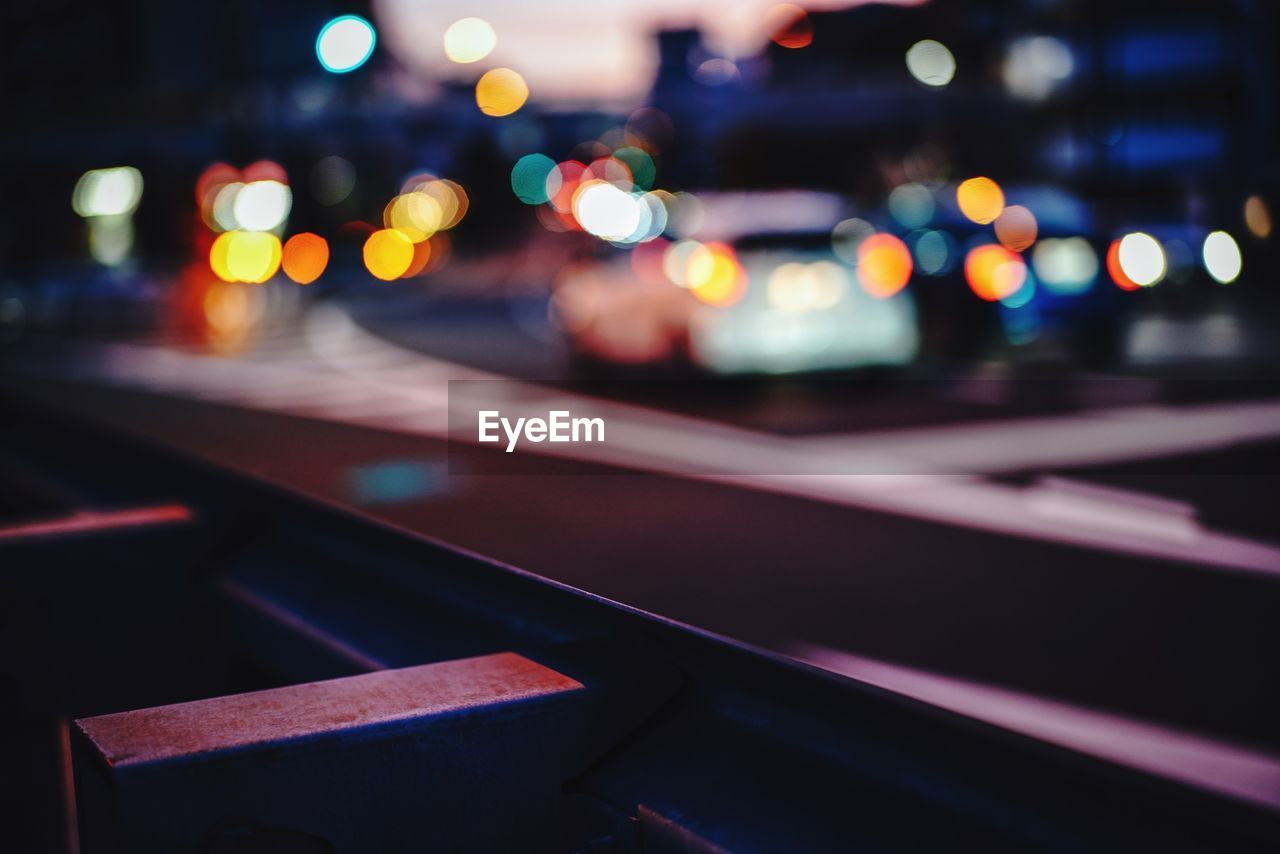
(316, 15, 377, 74)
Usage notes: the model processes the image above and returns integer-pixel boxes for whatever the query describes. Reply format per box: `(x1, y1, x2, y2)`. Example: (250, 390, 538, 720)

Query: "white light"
(317, 16, 376, 74)
(663, 240, 702, 287)
(443, 17, 496, 64)
(622, 192, 668, 244)
(1202, 231, 1242, 284)
(574, 182, 640, 241)
(72, 167, 143, 218)
(212, 183, 243, 232)
(88, 215, 134, 266)
(831, 217, 875, 265)
(767, 262, 847, 313)
(905, 40, 955, 87)
(233, 180, 292, 232)
(1118, 232, 1166, 287)
(662, 192, 703, 239)
(1003, 36, 1074, 101)
(1032, 237, 1098, 294)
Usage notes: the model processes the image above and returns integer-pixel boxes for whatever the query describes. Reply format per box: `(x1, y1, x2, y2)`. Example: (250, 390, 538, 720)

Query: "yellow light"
(957, 177, 1005, 225)
(993, 205, 1038, 252)
(225, 231, 282, 284)
(443, 17, 496, 64)
(475, 68, 529, 117)
(363, 229, 415, 280)
(686, 242, 745, 307)
(282, 233, 329, 284)
(413, 179, 469, 230)
(210, 232, 236, 282)
(384, 192, 443, 242)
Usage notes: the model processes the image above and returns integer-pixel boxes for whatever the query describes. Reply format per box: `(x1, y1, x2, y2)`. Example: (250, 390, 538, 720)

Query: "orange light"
(282, 233, 329, 284)
(964, 244, 1026, 301)
(993, 205, 1038, 252)
(363, 229, 415, 280)
(401, 239, 432, 278)
(767, 4, 814, 49)
(686, 242, 746, 307)
(203, 282, 249, 336)
(957, 177, 1005, 225)
(1106, 239, 1139, 291)
(856, 233, 913, 298)
(475, 68, 529, 117)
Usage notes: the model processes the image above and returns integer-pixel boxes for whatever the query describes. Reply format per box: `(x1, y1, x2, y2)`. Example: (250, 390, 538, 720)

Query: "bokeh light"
(401, 238, 434, 279)
(965, 244, 1027, 301)
(1032, 237, 1097, 294)
(281, 233, 329, 285)
(87, 216, 134, 266)
(316, 15, 377, 74)
(384, 192, 443, 242)
(905, 40, 955, 87)
(443, 17, 497, 64)
(209, 232, 236, 282)
(545, 160, 587, 213)
(585, 156, 635, 191)
(574, 181, 641, 241)
(233, 180, 292, 232)
(1244, 195, 1271, 239)
(612, 147, 656, 190)
(475, 68, 529, 117)
(888, 183, 935, 229)
(993, 205, 1038, 252)
(661, 192, 704, 238)
(1003, 36, 1074, 101)
(72, 167, 143, 218)
(910, 229, 957, 276)
(767, 4, 814, 49)
(203, 282, 255, 341)
(1202, 231, 1242, 284)
(210, 231, 282, 284)
(831, 217, 875, 265)
(363, 229, 415, 280)
(856, 233, 913, 298)
(956, 177, 1005, 225)
(211, 184, 243, 232)
(663, 240, 702, 287)
(511, 153, 556, 204)
(419, 179, 469, 229)
(768, 261, 847, 313)
(1117, 232, 1166, 287)
(1106, 239, 1139, 291)
(686, 242, 746, 307)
